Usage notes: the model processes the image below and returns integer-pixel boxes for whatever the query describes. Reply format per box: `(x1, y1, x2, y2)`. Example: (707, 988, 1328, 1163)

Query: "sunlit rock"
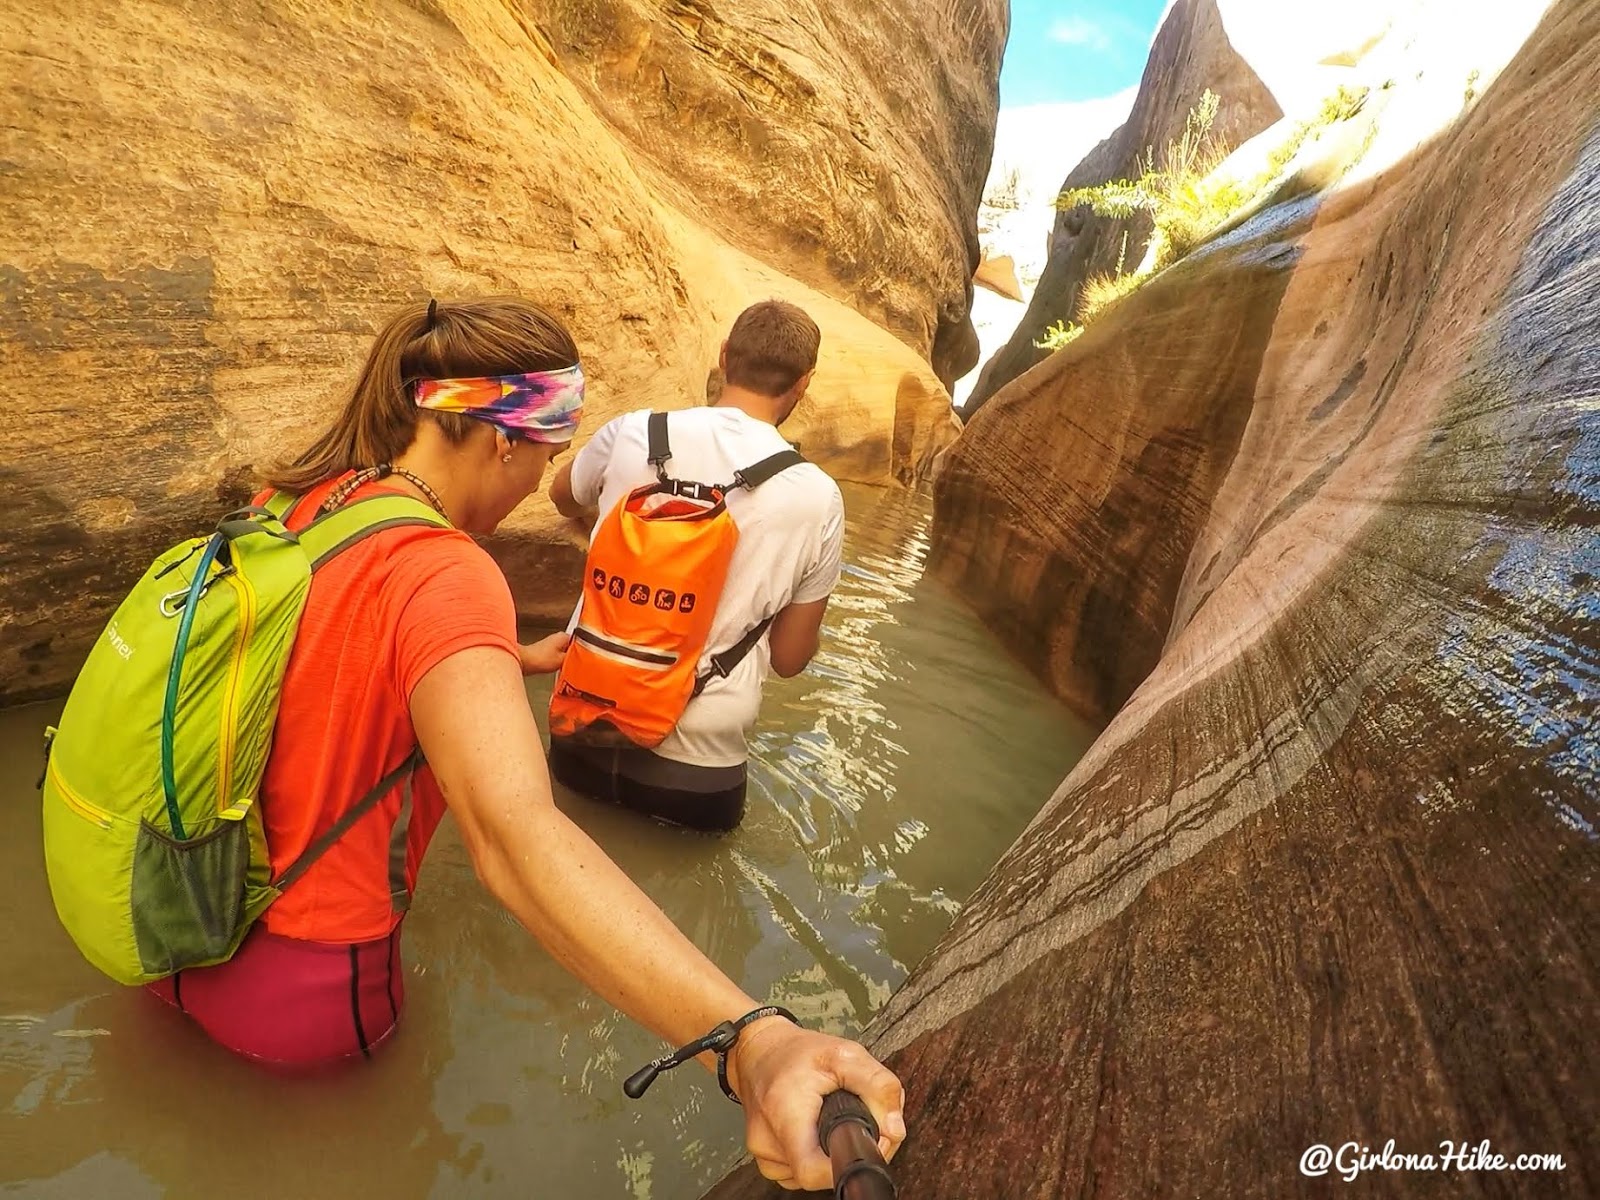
(0, 0, 1004, 704)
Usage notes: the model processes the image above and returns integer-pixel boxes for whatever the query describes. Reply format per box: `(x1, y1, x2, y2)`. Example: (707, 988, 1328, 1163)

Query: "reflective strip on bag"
(572, 625, 678, 670)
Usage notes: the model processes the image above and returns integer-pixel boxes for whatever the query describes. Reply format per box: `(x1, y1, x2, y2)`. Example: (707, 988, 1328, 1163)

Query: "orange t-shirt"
(254, 476, 519, 943)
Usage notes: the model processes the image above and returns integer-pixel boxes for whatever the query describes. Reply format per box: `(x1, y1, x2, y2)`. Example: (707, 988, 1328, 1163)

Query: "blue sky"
(1000, 0, 1172, 106)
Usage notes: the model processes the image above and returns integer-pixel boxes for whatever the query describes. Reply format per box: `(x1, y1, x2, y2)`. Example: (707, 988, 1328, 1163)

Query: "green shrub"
(1076, 271, 1146, 324)
(1318, 84, 1369, 125)
(1034, 319, 1083, 350)
(1033, 83, 1372, 354)
(1057, 90, 1235, 275)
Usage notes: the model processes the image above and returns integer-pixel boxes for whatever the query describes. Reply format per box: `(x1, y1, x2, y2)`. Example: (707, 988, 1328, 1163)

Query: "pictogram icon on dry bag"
(549, 411, 804, 749)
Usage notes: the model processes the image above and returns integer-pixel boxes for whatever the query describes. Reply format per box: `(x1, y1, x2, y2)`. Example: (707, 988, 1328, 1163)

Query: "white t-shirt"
(565, 407, 845, 767)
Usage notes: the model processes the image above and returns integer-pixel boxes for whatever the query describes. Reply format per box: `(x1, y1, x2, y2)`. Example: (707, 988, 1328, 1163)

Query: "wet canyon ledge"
(711, 1, 1598, 1197)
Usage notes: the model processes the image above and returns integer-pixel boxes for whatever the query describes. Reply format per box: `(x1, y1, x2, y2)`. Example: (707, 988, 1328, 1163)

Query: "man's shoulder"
(607, 408, 656, 436)
(576, 409, 650, 462)
(789, 461, 842, 503)
(751, 460, 841, 530)
(607, 406, 712, 445)
(782, 450, 840, 492)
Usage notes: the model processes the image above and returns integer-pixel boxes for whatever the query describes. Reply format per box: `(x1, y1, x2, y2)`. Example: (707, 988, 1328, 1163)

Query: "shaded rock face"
(963, 0, 1281, 417)
(528, 0, 1007, 388)
(0, 0, 995, 705)
(707, 1, 1598, 1196)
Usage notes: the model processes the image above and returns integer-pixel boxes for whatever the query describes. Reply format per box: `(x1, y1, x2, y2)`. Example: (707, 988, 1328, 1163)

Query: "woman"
(147, 297, 904, 1191)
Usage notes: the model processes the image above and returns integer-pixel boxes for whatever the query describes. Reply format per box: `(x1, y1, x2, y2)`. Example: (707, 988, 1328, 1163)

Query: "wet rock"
(0, 0, 1001, 705)
(708, 0, 1598, 1196)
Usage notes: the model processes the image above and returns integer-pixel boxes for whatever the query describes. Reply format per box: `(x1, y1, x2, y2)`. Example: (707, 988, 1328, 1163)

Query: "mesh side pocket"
(131, 817, 251, 976)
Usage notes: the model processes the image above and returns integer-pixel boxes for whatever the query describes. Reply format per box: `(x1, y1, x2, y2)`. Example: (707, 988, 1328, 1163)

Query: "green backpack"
(40, 489, 449, 986)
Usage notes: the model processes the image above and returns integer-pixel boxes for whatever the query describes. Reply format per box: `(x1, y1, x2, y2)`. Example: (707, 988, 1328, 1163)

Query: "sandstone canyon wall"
(0, 0, 1004, 706)
(527, 0, 1003, 387)
(962, 0, 1281, 417)
(709, 0, 1598, 1196)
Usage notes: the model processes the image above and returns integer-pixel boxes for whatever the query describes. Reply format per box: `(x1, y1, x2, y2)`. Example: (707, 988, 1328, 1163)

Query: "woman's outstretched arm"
(410, 646, 906, 1191)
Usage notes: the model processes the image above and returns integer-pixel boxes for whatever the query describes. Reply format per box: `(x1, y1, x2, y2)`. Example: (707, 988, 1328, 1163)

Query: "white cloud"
(984, 86, 1138, 209)
(1047, 16, 1112, 50)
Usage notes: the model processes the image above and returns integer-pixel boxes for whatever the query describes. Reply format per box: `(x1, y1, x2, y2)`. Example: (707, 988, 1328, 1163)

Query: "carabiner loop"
(158, 565, 230, 617)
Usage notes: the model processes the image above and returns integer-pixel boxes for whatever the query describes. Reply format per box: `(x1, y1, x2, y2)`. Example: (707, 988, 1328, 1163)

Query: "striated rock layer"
(708, 0, 1598, 1196)
(526, 0, 1006, 387)
(0, 0, 996, 705)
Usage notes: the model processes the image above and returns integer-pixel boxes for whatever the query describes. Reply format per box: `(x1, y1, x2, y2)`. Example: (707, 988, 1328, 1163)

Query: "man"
(549, 300, 845, 831)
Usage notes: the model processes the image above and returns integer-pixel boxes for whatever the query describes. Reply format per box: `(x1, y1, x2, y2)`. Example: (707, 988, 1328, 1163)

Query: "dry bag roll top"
(549, 411, 803, 749)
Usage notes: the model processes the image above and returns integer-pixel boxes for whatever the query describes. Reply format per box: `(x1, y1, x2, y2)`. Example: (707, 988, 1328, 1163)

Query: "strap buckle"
(666, 479, 720, 502)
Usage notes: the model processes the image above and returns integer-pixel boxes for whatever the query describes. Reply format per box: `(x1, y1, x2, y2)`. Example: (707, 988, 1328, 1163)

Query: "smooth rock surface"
(706, 0, 1598, 1195)
(0, 0, 997, 704)
(526, 0, 1007, 387)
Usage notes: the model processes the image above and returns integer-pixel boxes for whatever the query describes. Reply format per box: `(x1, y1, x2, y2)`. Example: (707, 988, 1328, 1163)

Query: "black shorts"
(547, 737, 747, 833)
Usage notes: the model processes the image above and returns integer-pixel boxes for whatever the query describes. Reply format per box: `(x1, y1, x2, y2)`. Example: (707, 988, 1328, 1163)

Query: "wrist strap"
(717, 1005, 798, 1104)
(622, 1005, 798, 1104)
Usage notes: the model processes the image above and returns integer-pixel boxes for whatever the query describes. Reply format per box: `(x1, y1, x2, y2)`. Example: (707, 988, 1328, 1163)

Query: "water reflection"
(1, 483, 1092, 1198)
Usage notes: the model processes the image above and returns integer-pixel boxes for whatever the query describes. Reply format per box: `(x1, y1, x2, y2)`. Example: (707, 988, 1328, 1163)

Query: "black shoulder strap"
(647, 411, 671, 480)
(692, 617, 775, 697)
(734, 449, 805, 490)
(271, 748, 423, 892)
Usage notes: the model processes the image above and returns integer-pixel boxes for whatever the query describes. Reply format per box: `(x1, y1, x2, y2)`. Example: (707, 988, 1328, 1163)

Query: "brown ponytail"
(268, 296, 580, 493)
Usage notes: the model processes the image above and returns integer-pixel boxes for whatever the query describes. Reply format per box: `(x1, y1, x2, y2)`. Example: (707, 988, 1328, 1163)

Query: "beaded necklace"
(319, 463, 450, 521)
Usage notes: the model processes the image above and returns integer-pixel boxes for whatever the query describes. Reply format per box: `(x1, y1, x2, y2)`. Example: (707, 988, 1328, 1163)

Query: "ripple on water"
(0, 482, 1093, 1200)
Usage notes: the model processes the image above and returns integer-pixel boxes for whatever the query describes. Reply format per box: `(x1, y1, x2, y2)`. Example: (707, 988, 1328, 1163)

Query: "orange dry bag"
(549, 412, 804, 749)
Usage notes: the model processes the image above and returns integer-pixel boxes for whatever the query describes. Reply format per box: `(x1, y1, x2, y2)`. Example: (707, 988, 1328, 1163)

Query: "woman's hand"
(728, 1017, 907, 1191)
(518, 632, 571, 675)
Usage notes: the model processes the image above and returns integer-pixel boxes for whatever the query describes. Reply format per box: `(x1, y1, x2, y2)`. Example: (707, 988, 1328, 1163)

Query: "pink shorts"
(146, 922, 405, 1069)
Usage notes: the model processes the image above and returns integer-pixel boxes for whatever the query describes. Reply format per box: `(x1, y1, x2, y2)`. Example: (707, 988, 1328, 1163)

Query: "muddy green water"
(0, 483, 1092, 1200)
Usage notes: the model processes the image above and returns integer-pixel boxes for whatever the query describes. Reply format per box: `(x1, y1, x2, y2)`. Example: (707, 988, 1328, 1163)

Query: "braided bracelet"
(623, 1005, 799, 1104)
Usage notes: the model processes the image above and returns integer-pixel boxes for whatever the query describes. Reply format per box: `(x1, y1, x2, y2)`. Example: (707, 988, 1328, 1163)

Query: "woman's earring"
(502, 452, 513, 463)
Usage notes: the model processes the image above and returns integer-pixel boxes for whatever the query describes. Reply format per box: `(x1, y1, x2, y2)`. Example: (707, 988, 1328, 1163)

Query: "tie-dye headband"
(414, 364, 585, 443)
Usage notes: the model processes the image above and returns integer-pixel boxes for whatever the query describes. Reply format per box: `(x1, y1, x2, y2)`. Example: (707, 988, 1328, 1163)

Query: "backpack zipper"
(47, 757, 113, 830)
(216, 570, 256, 819)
